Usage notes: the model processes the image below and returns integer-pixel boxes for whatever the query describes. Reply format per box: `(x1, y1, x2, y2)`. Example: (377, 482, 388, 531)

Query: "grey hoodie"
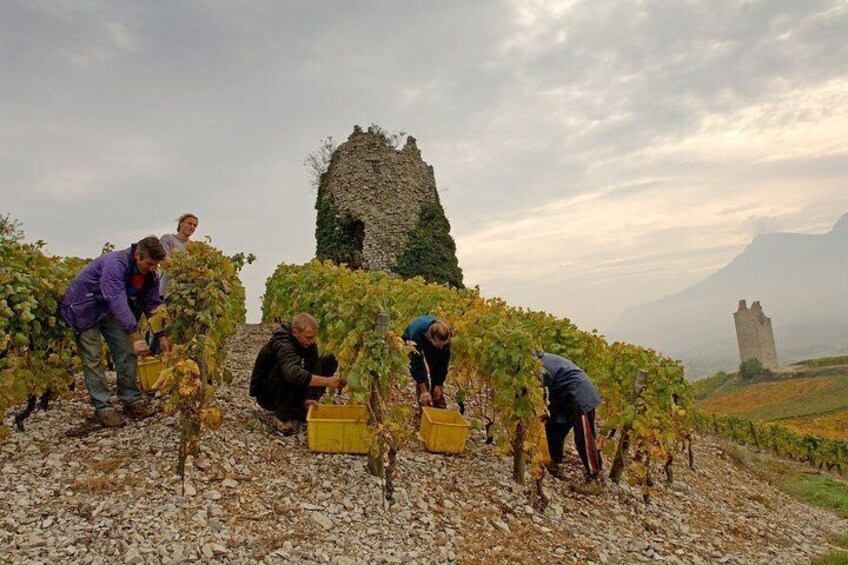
(538, 352, 602, 423)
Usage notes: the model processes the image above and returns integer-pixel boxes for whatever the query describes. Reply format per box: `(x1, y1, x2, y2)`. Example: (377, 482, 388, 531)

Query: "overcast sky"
(3, 0, 847, 335)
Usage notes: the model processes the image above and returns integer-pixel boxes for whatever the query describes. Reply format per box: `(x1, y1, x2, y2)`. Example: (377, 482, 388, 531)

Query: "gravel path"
(1, 323, 845, 564)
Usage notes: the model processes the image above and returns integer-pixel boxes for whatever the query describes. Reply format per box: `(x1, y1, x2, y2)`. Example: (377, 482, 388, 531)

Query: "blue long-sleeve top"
(402, 314, 451, 387)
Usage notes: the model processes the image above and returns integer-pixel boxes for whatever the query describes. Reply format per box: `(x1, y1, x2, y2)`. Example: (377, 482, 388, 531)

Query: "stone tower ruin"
(314, 125, 463, 288)
(733, 300, 779, 370)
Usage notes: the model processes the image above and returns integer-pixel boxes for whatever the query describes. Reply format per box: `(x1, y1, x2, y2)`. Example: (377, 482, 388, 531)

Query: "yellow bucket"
(307, 404, 370, 454)
(137, 357, 165, 392)
(420, 407, 470, 454)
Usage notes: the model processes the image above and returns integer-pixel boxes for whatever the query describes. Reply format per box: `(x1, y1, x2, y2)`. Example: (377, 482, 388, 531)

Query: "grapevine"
(154, 240, 251, 482)
(0, 215, 82, 438)
(694, 410, 848, 474)
(0, 220, 253, 486)
(262, 260, 694, 489)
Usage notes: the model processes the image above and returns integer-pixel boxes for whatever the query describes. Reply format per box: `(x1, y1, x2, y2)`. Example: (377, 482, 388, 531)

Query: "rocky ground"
(1, 323, 846, 564)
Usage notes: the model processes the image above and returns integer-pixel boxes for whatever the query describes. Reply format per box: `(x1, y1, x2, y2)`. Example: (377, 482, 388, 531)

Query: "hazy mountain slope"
(614, 213, 848, 378)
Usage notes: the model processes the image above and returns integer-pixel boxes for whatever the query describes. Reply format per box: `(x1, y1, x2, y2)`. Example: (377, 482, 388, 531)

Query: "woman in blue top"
(402, 315, 452, 408)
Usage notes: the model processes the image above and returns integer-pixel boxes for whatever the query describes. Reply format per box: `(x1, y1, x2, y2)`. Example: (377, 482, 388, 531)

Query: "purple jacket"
(60, 245, 162, 334)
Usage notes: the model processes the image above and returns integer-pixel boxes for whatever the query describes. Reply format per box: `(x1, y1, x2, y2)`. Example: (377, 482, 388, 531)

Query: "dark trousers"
(255, 354, 338, 422)
(408, 351, 446, 389)
(545, 410, 602, 479)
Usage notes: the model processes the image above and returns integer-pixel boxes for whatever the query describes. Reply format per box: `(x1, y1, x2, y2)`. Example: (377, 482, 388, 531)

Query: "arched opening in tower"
(348, 219, 365, 269)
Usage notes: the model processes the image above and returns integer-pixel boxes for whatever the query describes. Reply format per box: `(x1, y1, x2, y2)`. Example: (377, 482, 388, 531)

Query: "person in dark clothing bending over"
(249, 313, 342, 433)
(403, 315, 451, 408)
(536, 351, 604, 495)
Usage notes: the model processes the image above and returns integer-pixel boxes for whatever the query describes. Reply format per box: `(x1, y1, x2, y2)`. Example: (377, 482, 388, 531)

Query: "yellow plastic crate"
(137, 357, 165, 392)
(420, 407, 470, 454)
(307, 404, 370, 454)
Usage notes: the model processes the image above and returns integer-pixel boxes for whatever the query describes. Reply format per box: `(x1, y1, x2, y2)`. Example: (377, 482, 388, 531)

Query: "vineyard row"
(262, 260, 694, 488)
(693, 410, 848, 474)
(1, 217, 248, 479)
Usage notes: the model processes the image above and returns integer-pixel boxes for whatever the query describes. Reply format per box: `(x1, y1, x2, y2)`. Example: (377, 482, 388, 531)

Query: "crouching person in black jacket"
(536, 351, 604, 495)
(250, 313, 343, 434)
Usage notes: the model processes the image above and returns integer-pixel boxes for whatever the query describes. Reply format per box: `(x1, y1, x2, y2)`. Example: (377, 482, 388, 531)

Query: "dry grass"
(85, 457, 125, 473)
(457, 518, 563, 565)
(63, 456, 127, 493)
(69, 475, 119, 494)
(782, 412, 848, 441)
(699, 377, 837, 417)
(250, 530, 319, 561)
(719, 440, 788, 488)
(69, 458, 140, 495)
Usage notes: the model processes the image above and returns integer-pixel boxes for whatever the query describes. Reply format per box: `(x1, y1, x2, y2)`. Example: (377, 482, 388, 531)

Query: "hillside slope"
(696, 357, 848, 440)
(0, 324, 845, 564)
(614, 213, 848, 377)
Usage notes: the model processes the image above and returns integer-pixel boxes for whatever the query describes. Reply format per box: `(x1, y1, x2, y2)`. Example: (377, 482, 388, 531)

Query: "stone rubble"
(0, 323, 845, 564)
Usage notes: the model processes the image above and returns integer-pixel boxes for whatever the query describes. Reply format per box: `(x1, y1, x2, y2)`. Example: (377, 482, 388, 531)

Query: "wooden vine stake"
(609, 369, 648, 483)
(367, 311, 390, 480)
(512, 420, 526, 484)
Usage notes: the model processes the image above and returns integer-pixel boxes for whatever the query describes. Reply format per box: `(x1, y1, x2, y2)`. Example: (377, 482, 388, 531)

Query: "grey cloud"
(2, 0, 847, 328)
(744, 215, 785, 236)
(461, 1, 848, 181)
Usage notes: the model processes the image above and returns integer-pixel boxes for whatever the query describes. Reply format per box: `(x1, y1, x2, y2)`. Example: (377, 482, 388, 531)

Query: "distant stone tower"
(733, 300, 779, 369)
(314, 125, 463, 288)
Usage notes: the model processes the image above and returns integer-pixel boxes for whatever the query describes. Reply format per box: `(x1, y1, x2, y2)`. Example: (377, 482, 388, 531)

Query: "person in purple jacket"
(60, 237, 171, 427)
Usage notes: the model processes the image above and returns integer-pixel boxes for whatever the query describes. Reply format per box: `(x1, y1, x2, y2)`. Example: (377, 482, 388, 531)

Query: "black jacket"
(249, 322, 335, 421)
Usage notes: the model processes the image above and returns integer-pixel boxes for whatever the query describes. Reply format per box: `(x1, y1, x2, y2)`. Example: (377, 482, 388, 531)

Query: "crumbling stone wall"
(733, 300, 780, 369)
(315, 125, 463, 288)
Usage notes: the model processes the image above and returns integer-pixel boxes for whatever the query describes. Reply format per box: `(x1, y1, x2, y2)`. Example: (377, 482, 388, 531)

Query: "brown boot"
(271, 416, 301, 436)
(546, 462, 567, 480)
(124, 399, 156, 420)
(417, 382, 432, 407)
(95, 408, 126, 428)
(432, 385, 447, 409)
(570, 479, 604, 496)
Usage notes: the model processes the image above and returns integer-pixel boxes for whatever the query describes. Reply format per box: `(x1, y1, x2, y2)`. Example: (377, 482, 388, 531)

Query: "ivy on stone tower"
(314, 125, 463, 288)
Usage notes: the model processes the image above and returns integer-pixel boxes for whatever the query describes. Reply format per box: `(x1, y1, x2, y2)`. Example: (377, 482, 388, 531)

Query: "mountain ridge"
(614, 213, 848, 378)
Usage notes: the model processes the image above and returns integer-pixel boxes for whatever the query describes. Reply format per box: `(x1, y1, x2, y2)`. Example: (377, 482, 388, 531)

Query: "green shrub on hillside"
(740, 358, 771, 380)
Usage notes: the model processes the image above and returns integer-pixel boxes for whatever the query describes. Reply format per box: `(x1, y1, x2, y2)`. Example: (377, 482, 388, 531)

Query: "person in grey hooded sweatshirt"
(536, 351, 603, 495)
